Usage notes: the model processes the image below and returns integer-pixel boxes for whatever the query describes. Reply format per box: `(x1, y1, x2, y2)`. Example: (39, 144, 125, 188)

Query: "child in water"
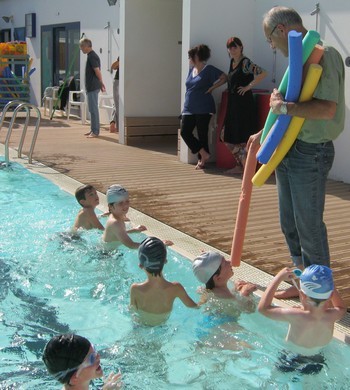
(192, 251, 257, 317)
(130, 236, 198, 326)
(42, 333, 122, 389)
(258, 265, 346, 374)
(73, 184, 104, 231)
(102, 184, 147, 250)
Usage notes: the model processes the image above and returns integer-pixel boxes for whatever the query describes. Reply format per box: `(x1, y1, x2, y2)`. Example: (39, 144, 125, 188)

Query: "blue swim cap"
(299, 265, 334, 300)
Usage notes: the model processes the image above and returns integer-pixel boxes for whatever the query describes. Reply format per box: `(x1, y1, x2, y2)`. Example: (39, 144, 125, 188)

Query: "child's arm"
(174, 283, 198, 308)
(111, 222, 141, 249)
(126, 225, 147, 234)
(90, 211, 105, 230)
(129, 284, 138, 309)
(329, 287, 347, 320)
(258, 267, 299, 321)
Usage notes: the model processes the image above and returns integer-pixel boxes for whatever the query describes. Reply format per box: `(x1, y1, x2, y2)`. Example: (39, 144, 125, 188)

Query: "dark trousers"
(180, 114, 211, 155)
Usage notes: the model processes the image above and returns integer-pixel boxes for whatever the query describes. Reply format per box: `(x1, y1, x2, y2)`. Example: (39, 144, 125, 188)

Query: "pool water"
(1, 162, 350, 389)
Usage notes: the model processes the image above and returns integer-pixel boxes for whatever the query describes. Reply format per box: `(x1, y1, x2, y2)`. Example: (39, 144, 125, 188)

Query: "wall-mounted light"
(2, 15, 14, 23)
(310, 2, 320, 32)
(107, 0, 117, 5)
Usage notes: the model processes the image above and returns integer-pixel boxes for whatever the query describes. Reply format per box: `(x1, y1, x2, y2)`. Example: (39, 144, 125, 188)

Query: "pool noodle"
(252, 63, 323, 187)
(260, 30, 320, 143)
(257, 31, 303, 164)
(230, 141, 260, 267)
(301, 44, 324, 83)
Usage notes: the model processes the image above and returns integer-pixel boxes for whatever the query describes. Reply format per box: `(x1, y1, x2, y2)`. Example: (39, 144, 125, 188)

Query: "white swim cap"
(106, 184, 128, 204)
(192, 251, 222, 284)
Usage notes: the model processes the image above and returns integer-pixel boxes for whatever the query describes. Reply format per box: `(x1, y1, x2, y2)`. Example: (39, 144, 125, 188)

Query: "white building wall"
(0, 0, 120, 123)
(180, 0, 257, 163)
(253, 0, 350, 183)
(118, 0, 182, 143)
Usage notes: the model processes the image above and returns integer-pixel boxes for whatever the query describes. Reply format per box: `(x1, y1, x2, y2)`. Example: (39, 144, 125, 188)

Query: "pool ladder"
(0, 100, 41, 166)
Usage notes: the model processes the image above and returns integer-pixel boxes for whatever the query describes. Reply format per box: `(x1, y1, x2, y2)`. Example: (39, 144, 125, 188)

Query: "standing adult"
(247, 6, 345, 298)
(109, 57, 119, 133)
(79, 38, 106, 138)
(181, 44, 227, 170)
(223, 37, 267, 174)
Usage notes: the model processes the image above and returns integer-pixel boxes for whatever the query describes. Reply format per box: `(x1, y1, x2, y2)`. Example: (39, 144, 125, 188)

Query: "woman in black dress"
(222, 37, 267, 173)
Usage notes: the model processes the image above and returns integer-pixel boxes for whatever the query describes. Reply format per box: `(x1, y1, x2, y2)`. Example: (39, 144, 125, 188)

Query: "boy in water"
(258, 265, 346, 350)
(73, 184, 105, 231)
(258, 265, 346, 374)
(130, 236, 198, 326)
(102, 184, 147, 250)
(42, 333, 121, 389)
(192, 251, 257, 316)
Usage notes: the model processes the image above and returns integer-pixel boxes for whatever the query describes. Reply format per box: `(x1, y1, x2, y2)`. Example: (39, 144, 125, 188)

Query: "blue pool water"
(1, 162, 350, 389)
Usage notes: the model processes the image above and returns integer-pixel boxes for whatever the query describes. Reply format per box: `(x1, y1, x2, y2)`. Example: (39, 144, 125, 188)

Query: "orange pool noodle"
(230, 142, 260, 267)
(302, 44, 324, 83)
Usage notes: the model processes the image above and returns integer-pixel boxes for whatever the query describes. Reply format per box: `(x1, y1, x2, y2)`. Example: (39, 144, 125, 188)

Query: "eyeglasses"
(76, 348, 98, 377)
(52, 346, 98, 382)
(266, 24, 278, 44)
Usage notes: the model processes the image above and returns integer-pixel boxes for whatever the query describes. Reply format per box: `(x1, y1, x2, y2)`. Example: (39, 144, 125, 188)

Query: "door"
(41, 22, 80, 98)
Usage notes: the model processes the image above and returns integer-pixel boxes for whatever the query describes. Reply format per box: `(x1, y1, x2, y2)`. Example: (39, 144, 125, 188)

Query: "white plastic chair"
(98, 93, 114, 115)
(67, 90, 87, 124)
(43, 86, 60, 117)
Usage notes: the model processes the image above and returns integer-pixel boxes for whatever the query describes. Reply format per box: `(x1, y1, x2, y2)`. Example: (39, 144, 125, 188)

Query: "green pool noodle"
(260, 30, 320, 143)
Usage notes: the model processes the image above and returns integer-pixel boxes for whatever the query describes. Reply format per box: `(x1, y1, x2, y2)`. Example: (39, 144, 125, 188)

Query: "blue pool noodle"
(257, 31, 303, 164)
(260, 30, 320, 143)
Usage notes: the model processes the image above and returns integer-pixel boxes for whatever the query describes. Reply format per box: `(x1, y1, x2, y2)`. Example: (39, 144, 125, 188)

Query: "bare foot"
(84, 131, 91, 136)
(195, 160, 204, 170)
(199, 148, 210, 166)
(87, 133, 99, 138)
(109, 122, 117, 133)
(274, 285, 299, 299)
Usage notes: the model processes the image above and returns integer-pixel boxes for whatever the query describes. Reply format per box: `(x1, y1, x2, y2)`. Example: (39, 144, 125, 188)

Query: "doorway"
(41, 22, 80, 98)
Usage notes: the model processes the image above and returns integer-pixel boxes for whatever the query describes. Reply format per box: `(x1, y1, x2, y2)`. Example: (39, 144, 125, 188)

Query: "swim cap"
(192, 251, 222, 284)
(138, 236, 167, 271)
(106, 184, 128, 204)
(299, 265, 334, 300)
(42, 334, 90, 384)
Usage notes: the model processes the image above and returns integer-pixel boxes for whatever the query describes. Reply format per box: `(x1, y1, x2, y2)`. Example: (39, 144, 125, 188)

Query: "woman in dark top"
(181, 44, 227, 170)
(223, 37, 267, 173)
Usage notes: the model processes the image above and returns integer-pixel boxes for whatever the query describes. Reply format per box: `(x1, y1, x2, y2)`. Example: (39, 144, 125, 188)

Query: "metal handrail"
(1, 101, 41, 165)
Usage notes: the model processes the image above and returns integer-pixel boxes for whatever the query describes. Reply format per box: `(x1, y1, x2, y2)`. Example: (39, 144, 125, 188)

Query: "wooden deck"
(2, 112, 350, 308)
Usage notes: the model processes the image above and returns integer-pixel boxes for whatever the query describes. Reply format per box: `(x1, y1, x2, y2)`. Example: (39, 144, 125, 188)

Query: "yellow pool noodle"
(252, 64, 323, 187)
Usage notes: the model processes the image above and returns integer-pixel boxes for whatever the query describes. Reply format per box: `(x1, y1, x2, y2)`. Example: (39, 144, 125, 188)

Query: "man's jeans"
(276, 139, 335, 268)
(87, 89, 100, 135)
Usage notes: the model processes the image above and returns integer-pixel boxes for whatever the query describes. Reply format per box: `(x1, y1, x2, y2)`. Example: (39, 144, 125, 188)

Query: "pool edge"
(2, 144, 349, 346)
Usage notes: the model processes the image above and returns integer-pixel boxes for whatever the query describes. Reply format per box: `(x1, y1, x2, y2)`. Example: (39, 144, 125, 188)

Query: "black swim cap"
(138, 236, 166, 271)
(42, 334, 90, 384)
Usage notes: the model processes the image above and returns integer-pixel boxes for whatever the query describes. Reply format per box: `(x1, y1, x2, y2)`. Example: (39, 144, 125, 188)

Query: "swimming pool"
(1, 161, 350, 389)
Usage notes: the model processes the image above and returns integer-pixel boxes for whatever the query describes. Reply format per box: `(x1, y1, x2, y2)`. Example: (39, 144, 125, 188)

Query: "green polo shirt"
(298, 43, 345, 143)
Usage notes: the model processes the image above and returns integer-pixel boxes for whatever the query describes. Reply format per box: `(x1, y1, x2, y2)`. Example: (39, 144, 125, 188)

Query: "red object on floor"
(215, 90, 271, 169)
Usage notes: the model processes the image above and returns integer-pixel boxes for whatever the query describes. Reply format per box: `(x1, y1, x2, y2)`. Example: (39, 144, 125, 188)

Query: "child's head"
(106, 184, 129, 215)
(138, 236, 167, 277)
(192, 251, 232, 289)
(75, 184, 99, 207)
(299, 265, 334, 306)
(42, 334, 102, 385)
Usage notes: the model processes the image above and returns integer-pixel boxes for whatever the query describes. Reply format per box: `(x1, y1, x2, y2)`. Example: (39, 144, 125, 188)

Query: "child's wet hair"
(75, 184, 95, 205)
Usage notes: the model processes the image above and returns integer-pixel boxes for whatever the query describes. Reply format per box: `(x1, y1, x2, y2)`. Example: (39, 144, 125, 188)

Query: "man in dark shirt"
(79, 38, 106, 138)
